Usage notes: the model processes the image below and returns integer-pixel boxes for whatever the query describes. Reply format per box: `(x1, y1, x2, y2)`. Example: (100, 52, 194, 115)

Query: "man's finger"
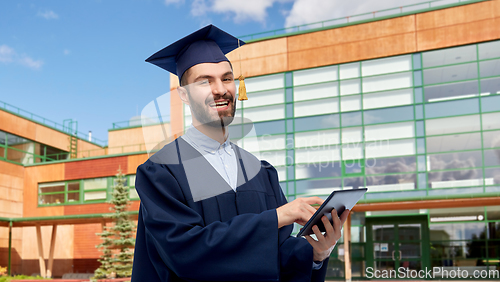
(322, 215, 334, 239)
(301, 197, 324, 205)
(339, 209, 350, 225)
(331, 209, 341, 228)
(311, 225, 325, 244)
(305, 234, 318, 244)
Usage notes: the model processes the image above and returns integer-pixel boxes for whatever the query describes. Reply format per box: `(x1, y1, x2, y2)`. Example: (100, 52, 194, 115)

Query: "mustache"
(205, 93, 233, 104)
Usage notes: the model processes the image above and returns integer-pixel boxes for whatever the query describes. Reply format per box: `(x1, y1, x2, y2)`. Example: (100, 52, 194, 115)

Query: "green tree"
(93, 168, 136, 280)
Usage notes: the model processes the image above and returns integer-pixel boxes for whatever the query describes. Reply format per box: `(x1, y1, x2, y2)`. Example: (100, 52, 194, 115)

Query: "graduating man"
(131, 25, 349, 282)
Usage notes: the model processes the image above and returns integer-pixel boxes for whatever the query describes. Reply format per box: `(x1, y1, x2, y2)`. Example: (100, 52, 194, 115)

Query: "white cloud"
(0, 44, 44, 70)
(37, 9, 59, 20)
(165, 0, 185, 4)
(19, 56, 44, 70)
(284, 0, 427, 27)
(210, 0, 277, 23)
(166, 0, 291, 24)
(0, 45, 15, 63)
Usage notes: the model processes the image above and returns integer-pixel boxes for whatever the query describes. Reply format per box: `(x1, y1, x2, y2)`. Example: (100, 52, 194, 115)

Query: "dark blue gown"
(131, 138, 329, 281)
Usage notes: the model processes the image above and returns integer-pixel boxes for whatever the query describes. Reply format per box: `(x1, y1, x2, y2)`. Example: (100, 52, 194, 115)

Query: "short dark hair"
(180, 68, 190, 87)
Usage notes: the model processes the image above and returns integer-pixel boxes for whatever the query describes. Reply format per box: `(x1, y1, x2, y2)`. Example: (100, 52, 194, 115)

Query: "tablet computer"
(296, 188, 367, 237)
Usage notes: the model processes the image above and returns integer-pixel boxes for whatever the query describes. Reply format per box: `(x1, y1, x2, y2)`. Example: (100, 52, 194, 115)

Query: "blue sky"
(0, 0, 426, 145)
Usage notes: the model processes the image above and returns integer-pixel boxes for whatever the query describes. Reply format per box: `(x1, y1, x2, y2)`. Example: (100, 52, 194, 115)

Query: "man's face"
(181, 61, 237, 128)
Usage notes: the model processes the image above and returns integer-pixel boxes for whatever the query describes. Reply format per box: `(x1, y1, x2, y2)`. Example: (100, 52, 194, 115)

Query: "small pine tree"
(93, 167, 136, 280)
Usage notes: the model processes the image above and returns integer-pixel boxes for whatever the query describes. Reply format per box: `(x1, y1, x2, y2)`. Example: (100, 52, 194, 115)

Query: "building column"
(8, 222, 12, 276)
(344, 213, 352, 282)
(35, 225, 47, 278)
(47, 224, 57, 278)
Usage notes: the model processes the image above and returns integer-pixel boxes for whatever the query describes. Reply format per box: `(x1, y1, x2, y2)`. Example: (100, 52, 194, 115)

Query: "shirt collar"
(185, 125, 232, 155)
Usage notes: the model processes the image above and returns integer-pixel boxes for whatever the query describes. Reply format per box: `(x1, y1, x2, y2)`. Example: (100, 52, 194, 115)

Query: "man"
(131, 25, 349, 282)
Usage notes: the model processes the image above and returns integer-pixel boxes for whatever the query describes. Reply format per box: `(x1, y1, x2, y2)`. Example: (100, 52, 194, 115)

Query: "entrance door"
(366, 215, 430, 279)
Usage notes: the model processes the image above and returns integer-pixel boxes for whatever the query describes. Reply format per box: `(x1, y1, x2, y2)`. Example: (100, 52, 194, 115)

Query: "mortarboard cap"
(145, 24, 245, 82)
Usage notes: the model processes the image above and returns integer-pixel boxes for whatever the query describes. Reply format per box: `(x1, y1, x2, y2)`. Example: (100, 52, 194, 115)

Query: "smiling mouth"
(208, 100, 230, 110)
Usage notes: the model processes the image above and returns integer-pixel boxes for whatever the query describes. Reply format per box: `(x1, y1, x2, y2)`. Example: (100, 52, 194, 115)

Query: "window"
(245, 73, 284, 92)
(293, 66, 337, 86)
(422, 45, 477, 68)
(423, 63, 477, 85)
(424, 81, 479, 103)
(294, 98, 338, 117)
(293, 82, 338, 102)
(38, 175, 138, 206)
(362, 55, 412, 76)
(242, 89, 284, 108)
(425, 115, 480, 136)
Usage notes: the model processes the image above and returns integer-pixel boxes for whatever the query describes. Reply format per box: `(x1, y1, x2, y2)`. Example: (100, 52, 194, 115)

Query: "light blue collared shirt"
(181, 126, 238, 191)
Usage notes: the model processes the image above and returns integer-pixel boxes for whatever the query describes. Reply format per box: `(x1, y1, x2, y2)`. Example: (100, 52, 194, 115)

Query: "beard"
(188, 92, 236, 128)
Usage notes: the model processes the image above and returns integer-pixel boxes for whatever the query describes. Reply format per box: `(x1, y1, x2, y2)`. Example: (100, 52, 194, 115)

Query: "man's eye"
(199, 80, 209, 85)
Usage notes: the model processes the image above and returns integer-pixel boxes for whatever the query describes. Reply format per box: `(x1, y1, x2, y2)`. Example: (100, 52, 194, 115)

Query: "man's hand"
(305, 209, 350, 262)
(276, 197, 324, 228)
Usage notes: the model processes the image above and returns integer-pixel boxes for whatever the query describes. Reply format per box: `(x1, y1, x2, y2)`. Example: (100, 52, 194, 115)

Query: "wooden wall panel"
(169, 86, 185, 139)
(228, 37, 287, 60)
(287, 16, 416, 52)
(231, 53, 288, 79)
(0, 110, 36, 141)
(108, 127, 145, 149)
(127, 154, 148, 175)
(227, 38, 289, 77)
(23, 163, 65, 218)
(417, 17, 500, 51)
(64, 156, 127, 180)
(289, 33, 416, 70)
(21, 225, 73, 260)
(0, 161, 24, 218)
(34, 125, 71, 152)
(416, 0, 498, 30)
(109, 124, 172, 155)
(77, 140, 107, 158)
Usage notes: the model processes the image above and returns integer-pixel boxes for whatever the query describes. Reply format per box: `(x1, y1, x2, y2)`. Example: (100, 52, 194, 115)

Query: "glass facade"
(0, 129, 69, 165)
(182, 40, 500, 279)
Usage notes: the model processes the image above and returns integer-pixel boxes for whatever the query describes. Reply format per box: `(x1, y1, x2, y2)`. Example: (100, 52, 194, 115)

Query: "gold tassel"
(238, 74, 247, 101)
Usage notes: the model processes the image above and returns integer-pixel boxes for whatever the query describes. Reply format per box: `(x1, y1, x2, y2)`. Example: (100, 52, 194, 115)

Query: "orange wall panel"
(0, 110, 37, 141)
(108, 127, 145, 149)
(228, 37, 287, 61)
(287, 16, 416, 53)
(416, 0, 498, 30)
(417, 17, 500, 51)
(34, 125, 71, 152)
(232, 53, 288, 79)
(23, 163, 65, 217)
(77, 139, 107, 158)
(21, 225, 73, 260)
(169, 86, 185, 139)
(288, 33, 416, 71)
(109, 124, 172, 155)
(127, 154, 148, 175)
(64, 156, 127, 180)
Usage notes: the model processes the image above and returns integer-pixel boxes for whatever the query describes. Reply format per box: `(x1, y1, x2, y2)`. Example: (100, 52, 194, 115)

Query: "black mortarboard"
(145, 24, 245, 81)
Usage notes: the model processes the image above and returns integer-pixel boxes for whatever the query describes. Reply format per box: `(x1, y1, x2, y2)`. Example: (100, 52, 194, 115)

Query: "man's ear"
(177, 86, 190, 106)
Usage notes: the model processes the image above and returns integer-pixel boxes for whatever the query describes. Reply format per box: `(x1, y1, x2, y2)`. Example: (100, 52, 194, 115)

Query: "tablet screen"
(296, 188, 367, 237)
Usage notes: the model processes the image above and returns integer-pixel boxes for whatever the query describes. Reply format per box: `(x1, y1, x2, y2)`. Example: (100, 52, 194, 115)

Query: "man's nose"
(211, 79, 226, 95)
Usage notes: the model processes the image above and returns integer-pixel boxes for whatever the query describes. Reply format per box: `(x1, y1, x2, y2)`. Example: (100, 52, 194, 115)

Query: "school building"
(1, 0, 500, 279)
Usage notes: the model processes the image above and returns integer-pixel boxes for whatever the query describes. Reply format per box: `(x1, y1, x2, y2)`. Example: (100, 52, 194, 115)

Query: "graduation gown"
(131, 138, 329, 281)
